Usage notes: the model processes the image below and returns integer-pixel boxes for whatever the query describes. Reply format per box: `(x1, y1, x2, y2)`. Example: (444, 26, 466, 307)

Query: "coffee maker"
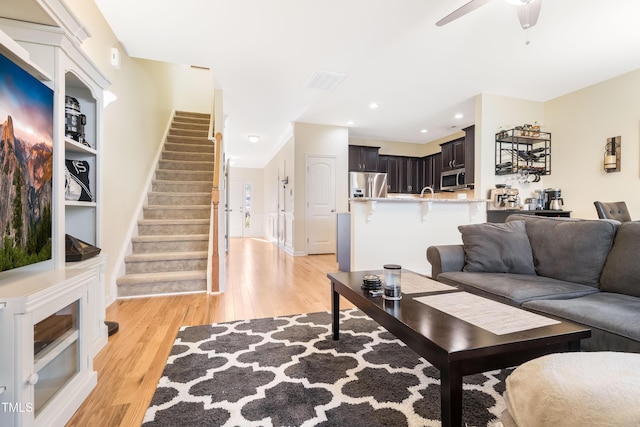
(489, 186, 520, 210)
(544, 188, 564, 210)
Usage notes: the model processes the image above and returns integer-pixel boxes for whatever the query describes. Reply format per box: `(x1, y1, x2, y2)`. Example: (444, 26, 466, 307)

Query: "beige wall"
(475, 94, 545, 200)
(474, 70, 640, 220)
(544, 68, 640, 219)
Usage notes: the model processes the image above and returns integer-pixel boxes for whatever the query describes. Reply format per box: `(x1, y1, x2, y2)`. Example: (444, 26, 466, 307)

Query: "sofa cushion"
(506, 215, 618, 288)
(523, 292, 640, 342)
(600, 221, 640, 297)
(458, 221, 535, 275)
(437, 271, 599, 306)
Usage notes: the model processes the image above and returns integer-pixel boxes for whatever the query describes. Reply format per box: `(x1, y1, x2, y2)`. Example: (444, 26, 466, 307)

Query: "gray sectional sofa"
(426, 214, 640, 353)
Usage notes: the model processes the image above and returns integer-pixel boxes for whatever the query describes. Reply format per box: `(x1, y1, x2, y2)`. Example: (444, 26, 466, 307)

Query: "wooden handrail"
(209, 131, 222, 292)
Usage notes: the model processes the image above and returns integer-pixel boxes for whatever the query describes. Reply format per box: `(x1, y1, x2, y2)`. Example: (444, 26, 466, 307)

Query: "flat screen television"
(0, 52, 53, 272)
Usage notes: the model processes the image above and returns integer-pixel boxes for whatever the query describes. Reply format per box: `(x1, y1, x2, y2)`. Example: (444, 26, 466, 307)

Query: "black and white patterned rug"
(143, 309, 511, 427)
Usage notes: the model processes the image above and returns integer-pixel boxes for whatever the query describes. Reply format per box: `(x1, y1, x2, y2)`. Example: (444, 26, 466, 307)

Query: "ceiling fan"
(436, 0, 542, 29)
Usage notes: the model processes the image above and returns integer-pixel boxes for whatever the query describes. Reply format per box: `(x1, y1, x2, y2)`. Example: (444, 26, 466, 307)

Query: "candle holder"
(604, 136, 621, 173)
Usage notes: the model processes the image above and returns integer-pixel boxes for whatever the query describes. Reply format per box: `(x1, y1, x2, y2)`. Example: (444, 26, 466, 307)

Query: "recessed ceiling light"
(248, 135, 260, 144)
(369, 102, 379, 109)
(346, 120, 354, 125)
(454, 113, 464, 119)
(420, 129, 428, 134)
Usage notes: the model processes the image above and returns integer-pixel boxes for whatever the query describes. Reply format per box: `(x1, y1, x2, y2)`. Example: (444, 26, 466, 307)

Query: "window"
(244, 184, 251, 229)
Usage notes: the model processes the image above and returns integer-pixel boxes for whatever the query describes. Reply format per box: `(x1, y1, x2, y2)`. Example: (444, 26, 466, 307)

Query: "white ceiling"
(94, 1, 640, 166)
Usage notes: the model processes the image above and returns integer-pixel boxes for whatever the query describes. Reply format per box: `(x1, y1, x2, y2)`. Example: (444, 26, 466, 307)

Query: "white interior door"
(306, 155, 336, 254)
(229, 179, 244, 237)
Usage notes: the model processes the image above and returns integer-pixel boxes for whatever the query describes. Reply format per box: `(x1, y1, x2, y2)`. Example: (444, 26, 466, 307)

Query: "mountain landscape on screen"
(0, 53, 53, 272)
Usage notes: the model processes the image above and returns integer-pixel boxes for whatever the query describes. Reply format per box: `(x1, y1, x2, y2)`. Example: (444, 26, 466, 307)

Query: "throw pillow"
(600, 221, 640, 297)
(507, 214, 618, 287)
(458, 220, 535, 275)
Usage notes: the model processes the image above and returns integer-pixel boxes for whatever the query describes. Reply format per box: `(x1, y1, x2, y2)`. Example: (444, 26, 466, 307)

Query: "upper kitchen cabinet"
(440, 137, 465, 171)
(349, 145, 379, 172)
(440, 125, 475, 185)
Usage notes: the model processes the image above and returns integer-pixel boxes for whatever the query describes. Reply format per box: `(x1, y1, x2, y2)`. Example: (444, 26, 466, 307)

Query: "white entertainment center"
(0, 2, 109, 426)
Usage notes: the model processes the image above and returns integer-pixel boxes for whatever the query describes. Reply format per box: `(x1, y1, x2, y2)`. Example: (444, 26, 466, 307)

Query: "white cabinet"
(0, 269, 98, 427)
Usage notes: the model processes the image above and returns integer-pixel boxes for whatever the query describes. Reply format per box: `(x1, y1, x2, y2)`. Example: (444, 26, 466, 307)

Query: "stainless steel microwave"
(441, 168, 466, 191)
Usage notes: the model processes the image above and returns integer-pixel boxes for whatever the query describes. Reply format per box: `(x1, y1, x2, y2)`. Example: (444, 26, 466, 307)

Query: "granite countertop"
(350, 197, 489, 203)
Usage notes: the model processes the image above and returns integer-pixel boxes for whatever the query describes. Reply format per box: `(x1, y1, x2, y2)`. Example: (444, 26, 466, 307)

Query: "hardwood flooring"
(66, 237, 353, 426)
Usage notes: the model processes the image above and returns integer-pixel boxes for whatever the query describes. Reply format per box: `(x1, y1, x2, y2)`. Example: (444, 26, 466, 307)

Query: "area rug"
(143, 309, 512, 427)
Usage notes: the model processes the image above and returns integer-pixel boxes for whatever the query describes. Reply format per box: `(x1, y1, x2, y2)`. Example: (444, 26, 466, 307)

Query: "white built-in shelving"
(0, 7, 110, 426)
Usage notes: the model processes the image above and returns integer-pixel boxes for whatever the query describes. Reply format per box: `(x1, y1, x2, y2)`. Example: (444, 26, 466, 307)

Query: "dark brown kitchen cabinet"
(377, 155, 398, 193)
(463, 125, 475, 185)
(433, 152, 442, 191)
(418, 153, 442, 192)
(441, 137, 465, 171)
(349, 145, 379, 171)
(439, 125, 475, 185)
(378, 155, 420, 193)
(405, 157, 420, 193)
(418, 155, 434, 189)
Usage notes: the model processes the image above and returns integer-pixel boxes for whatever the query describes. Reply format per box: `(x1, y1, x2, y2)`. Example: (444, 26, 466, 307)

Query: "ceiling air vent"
(304, 69, 347, 91)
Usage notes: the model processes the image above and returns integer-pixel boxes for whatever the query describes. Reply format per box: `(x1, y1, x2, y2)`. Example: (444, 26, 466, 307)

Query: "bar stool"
(594, 201, 631, 222)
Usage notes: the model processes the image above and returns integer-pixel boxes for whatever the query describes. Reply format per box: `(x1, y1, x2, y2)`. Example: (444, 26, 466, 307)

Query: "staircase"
(116, 111, 214, 297)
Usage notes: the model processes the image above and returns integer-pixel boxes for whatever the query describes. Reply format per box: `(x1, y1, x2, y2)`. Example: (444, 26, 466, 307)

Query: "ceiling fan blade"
(436, 0, 492, 26)
(516, 0, 542, 29)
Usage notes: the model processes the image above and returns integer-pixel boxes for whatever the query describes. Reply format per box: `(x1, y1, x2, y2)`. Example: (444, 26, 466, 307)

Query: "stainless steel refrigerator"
(349, 172, 388, 198)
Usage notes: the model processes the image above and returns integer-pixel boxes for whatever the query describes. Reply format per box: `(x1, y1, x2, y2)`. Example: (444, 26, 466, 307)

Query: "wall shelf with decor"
(495, 127, 551, 176)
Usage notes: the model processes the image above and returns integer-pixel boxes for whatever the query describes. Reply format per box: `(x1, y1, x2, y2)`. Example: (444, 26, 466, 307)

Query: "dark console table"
(487, 209, 571, 223)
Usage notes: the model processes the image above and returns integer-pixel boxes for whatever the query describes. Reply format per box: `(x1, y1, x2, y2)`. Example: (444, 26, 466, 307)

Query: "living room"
(1, 0, 640, 426)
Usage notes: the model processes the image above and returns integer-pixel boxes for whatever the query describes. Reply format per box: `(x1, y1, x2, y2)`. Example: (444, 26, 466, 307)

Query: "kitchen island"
(349, 197, 487, 276)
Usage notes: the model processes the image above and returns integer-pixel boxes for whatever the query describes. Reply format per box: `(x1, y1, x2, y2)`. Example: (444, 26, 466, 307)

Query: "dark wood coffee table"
(328, 270, 591, 427)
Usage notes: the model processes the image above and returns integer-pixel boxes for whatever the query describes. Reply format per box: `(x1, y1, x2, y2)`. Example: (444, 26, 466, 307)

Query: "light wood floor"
(66, 238, 354, 426)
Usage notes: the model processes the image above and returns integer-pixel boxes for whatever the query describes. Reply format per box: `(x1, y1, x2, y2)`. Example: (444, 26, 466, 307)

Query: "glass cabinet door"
(33, 300, 80, 415)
